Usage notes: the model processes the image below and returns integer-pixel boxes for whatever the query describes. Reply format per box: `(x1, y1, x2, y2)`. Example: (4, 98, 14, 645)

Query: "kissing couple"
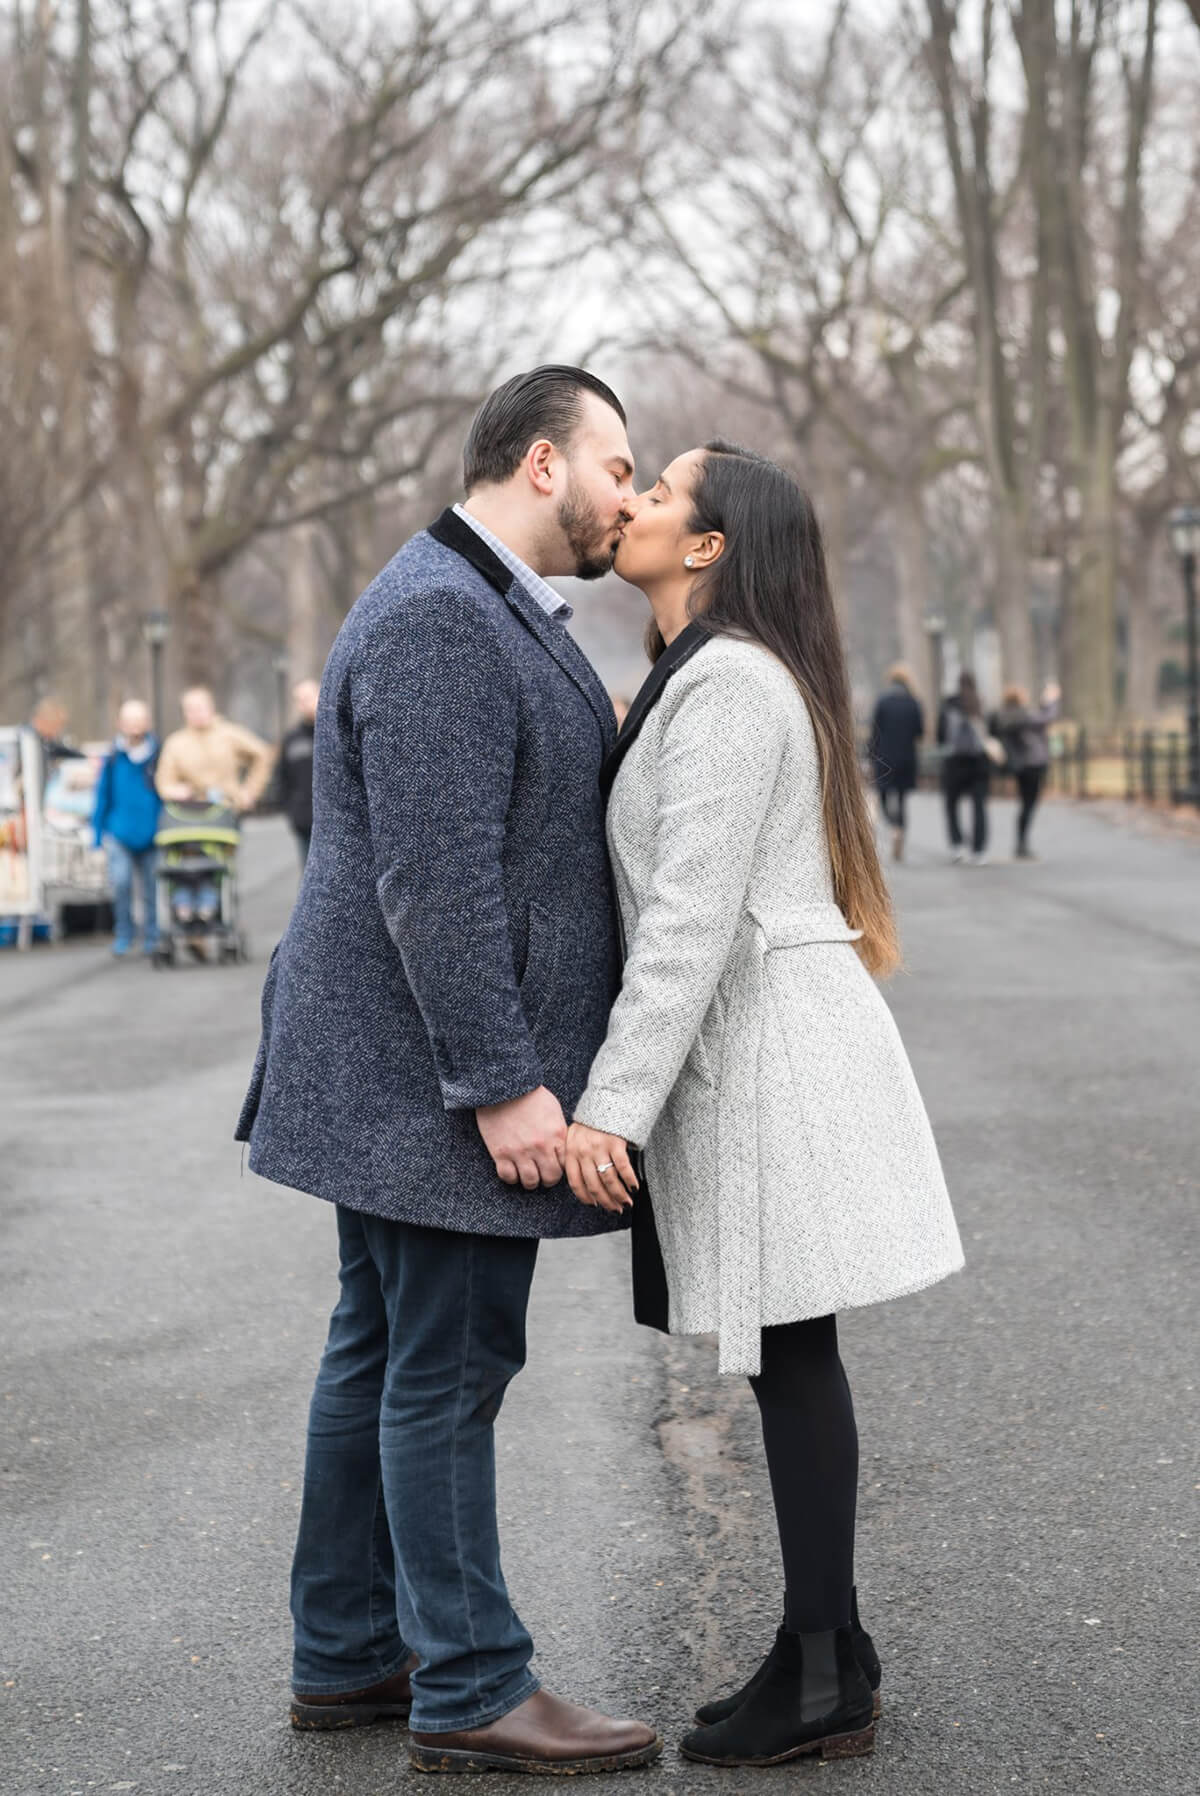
(235, 366, 963, 1773)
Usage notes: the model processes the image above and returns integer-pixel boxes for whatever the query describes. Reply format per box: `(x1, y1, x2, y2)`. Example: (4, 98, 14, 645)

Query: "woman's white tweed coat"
(574, 637, 964, 1375)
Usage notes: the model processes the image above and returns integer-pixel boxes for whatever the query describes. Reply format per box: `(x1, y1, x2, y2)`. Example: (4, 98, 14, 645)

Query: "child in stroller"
(153, 798, 248, 965)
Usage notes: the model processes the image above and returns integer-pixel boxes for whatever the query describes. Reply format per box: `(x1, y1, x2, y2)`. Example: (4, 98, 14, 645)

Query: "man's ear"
(526, 438, 557, 497)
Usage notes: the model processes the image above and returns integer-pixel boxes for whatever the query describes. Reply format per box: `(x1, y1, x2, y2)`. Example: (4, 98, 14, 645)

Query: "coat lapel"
(426, 508, 616, 750)
(599, 621, 710, 799)
(503, 575, 617, 751)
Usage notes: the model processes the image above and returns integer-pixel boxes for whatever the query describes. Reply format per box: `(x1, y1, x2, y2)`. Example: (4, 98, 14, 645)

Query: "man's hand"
(566, 1122, 638, 1214)
(476, 1087, 568, 1189)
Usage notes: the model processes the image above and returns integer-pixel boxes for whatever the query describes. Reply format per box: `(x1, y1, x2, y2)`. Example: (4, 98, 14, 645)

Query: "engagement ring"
(595, 1161, 615, 1174)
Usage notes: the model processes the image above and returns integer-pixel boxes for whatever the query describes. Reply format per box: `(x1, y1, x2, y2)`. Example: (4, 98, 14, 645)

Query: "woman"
(990, 682, 1061, 860)
(937, 670, 994, 864)
(869, 665, 924, 862)
(563, 442, 963, 1768)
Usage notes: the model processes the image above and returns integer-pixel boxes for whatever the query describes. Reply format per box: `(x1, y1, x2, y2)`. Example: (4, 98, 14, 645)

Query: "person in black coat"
(270, 678, 319, 866)
(869, 664, 924, 862)
(235, 367, 661, 1775)
(937, 670, 994, 862)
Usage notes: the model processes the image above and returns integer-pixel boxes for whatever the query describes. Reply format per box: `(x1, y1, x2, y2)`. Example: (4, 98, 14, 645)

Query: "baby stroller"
(151, 798, 249, 967)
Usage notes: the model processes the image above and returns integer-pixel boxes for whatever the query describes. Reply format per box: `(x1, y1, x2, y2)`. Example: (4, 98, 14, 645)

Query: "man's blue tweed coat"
(235, 510, 628, 1239)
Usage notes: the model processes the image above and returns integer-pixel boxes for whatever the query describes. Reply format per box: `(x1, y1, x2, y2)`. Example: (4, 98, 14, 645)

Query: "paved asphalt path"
(2, 793, 1197, 1796)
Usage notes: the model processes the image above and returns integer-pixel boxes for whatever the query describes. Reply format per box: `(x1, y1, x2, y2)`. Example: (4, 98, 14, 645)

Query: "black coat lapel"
(600, 622, 710, 799)
(427, 507, 513, 597)
(426, 508, 616, 750)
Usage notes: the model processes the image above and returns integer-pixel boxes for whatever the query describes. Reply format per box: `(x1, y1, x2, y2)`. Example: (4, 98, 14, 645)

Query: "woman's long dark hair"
(956, 671, 982, 717)
(652, 440, 899, 977)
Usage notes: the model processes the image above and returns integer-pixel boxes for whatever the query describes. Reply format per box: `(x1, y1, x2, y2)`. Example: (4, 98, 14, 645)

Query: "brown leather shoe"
(408, 1688, 662, 1774)
(290, 1653, 419, 1730)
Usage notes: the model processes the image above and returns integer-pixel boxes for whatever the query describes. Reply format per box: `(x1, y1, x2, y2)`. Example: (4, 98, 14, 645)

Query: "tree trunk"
(175, 563, 224, 693)
(287, 524, 326, 682)
(1066, 424, 1119, 727)
(890, 490, 935, 710)
(992, 500, 1036, 696)
(1125, 518, 1165, 723)
(809, 424, 851, 631)
(45, 183, 96, 732)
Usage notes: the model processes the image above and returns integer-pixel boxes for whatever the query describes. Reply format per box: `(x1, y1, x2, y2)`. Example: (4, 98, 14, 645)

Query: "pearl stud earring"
(684, 555, 695, 568)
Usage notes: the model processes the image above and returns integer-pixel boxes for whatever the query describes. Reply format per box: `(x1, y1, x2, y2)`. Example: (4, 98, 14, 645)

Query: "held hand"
(476, 1086, 568, 1190)
(565, 1122, 639, 1214)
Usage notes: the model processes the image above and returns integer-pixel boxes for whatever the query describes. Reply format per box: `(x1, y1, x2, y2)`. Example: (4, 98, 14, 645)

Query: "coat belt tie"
(714, 903, 863, 1378)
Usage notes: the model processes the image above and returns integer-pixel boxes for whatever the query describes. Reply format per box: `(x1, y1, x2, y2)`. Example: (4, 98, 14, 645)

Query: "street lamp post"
(140, 610, 172, 740)
(272, 650, 289, 743)
(924, 613, 946, 709)
(1167, 506, 1200, 807)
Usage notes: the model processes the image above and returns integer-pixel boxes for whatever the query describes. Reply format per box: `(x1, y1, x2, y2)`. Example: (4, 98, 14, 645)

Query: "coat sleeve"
(573, 658, 789, 1147)
(154, 734, 182, 798)
(264, 736, 286, 811)
(228, 724, 275, 807)
(868, 697, 883, 763)
(351, 590, 545, 1112)
(92, 755, 113, 847)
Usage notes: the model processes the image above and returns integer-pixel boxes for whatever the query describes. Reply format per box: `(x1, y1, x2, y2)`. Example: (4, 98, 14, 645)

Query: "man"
(92, 699, 161, 957)
(156, 688, 273, 923)
(30, 696, 85, 793)
(270, 678, 319, 867)
(156, 686, 273, 813)
(236, 367, 660, 1775)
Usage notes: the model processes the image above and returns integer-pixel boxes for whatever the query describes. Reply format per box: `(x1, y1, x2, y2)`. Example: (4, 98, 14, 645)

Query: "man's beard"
(558, 475, 620, 581)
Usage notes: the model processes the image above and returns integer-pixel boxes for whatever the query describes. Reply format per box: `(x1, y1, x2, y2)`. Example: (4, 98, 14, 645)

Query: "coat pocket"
(748, 902, 863, 949)
(686, 984, 726, 1088)
(234, 942, 282, 1141)
(518, 902, 562, 1040)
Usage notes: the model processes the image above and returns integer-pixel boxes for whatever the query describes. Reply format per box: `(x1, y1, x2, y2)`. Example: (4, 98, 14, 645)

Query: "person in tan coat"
(156, 687, 273, 925)
(156, 687, 274, 812)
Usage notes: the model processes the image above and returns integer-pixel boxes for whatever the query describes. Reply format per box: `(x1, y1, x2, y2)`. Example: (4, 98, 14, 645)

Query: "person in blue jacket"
(92, 699, 161, 956)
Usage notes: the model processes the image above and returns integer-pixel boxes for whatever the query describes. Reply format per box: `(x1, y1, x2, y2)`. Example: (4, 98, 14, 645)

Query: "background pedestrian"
(990, 682, 1061, 860)
(938, 671, 998, 864)
(271, 679, 319, 868)
(30, 697, 86, 792)
(156, 688, 273, 925)
(91, 699, 161, 957)
(869, 663, 924, 862)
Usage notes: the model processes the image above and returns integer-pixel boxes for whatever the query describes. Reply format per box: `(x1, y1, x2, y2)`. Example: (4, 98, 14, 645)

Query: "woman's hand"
(565, 1122, 639, 1214)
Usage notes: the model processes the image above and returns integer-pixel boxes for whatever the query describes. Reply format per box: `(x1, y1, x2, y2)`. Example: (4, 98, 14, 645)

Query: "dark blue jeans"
(103, 837, 158, 949)
(290, 1207, 540, 1732)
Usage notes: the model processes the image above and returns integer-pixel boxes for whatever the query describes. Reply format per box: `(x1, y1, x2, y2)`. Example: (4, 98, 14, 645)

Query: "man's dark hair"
(463, 365, 626, 492)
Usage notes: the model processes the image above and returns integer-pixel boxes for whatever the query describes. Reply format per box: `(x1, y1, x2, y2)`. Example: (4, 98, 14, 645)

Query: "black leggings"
(749, 1315, 859, 1633)
(879, 786, 907, 831)
(943, 756, 990, 853)
(1016, 767, 1046, 849)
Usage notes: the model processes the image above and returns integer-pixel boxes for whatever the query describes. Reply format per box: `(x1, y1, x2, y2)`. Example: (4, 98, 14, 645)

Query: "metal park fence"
(866, 727, 1198, 810)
